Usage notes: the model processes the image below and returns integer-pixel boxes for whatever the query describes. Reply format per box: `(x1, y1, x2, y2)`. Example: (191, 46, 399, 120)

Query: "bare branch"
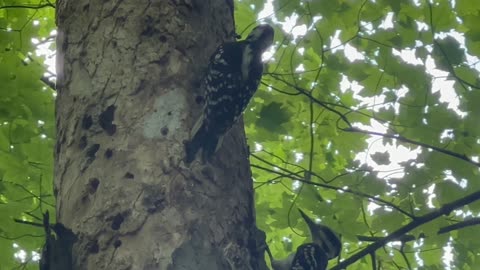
(330, 190, 480, 269)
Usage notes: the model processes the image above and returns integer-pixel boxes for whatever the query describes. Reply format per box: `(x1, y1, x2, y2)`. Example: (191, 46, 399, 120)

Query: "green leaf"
(370, 152, 390, 166)
(256, 102, 291, 133)
(435, 36, 465, 66)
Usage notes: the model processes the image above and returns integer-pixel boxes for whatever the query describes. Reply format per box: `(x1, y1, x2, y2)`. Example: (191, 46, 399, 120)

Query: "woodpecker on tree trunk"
(185, 24, 274, 163)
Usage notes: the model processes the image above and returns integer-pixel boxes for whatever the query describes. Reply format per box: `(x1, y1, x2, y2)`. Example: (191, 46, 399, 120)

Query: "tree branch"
(343, 127, 480, 168)
(437, 217, 480, 234)
(250, 163, 415, 219)
(0, 3, 55, 10)
(330, 190, 480, 269)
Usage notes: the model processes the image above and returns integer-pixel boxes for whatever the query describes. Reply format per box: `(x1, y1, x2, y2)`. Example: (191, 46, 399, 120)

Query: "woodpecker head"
(246, 24, 274, 52)
(298, 209, 342, 260)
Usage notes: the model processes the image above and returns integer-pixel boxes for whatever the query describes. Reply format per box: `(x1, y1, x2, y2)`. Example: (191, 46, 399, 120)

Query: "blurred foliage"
(1, 0, 480, 269)
(0, 0, 56, 269)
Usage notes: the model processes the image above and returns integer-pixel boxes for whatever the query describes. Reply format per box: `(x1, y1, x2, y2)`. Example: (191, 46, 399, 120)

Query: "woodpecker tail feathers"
(185, 117, 220, 163)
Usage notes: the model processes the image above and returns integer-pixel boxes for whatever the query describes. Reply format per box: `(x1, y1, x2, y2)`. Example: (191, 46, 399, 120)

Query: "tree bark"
(55, 0, 265, 269)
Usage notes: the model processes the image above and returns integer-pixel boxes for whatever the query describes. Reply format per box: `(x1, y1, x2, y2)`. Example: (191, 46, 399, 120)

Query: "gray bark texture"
(55, 0, 265, 269)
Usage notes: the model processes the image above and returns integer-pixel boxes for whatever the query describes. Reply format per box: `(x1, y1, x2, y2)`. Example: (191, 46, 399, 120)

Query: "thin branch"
(343, 127, 480, 168)
(0, 178, 55, 207)
(330, 190, 480, 270)
(251, 164, 415, 219)
(426, 1, 479, 90)
(357, 234, 416, 243)
(355, 217, 480, 244)
(398, 244, 412, 270)
(0, 3, 55, 10)
(13, 219, 43, 228)
(268, 73, 353, 127)
(41, 75, 56, 90)
(437, 217, 480, 234)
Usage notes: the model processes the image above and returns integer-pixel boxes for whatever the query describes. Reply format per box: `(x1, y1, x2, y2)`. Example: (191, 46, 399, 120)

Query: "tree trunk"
(55, 0, 264, 269)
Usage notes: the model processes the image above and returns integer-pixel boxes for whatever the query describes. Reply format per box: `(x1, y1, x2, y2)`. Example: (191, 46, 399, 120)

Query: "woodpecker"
(269, 243, 328, 270)
(185, 24, 274, 163)
(267, 210, 342, 270)
(290, 243, 328, 270)
(298, 209, 342, 260)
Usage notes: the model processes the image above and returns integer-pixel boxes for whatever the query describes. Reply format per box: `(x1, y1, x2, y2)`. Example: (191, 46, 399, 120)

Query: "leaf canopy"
(1, 0, 480, 269)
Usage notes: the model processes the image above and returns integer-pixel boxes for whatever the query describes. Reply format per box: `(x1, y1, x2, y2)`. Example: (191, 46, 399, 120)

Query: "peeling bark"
(55, 0, 266, 269)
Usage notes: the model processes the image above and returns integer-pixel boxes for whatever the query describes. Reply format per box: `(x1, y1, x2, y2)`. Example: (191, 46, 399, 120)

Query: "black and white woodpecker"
(185, 24, 274, 163)
(268, 209, 342, 270)
(270, 243, 328, 270)
(298, 209, 342, 260)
